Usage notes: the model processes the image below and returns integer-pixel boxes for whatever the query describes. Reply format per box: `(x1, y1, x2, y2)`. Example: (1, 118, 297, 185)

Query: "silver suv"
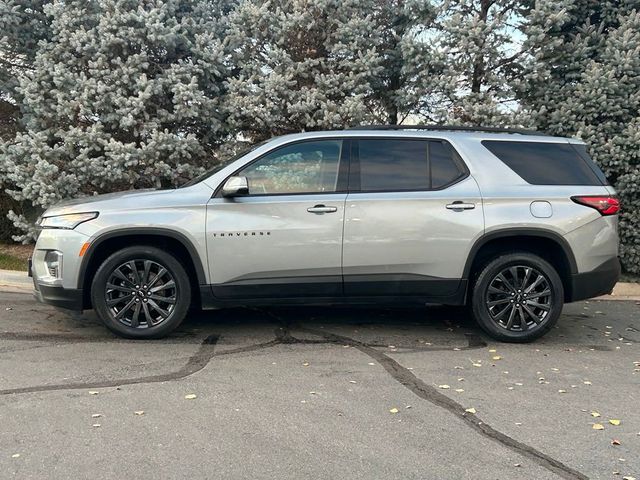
(30, 126, 620, 342)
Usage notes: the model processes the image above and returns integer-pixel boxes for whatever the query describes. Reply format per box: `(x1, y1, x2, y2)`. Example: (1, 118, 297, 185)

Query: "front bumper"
(33, 281, 84, 311)
(569, 256, 621, 302)
(30, 227, 90, 311)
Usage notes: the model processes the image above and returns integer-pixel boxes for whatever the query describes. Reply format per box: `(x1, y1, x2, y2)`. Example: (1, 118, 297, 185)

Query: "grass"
(0, 252, 28, 271)
(0, 243, 32, 271)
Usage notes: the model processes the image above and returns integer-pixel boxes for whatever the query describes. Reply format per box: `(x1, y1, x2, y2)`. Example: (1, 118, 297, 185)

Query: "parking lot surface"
(0, 290, 638, 479)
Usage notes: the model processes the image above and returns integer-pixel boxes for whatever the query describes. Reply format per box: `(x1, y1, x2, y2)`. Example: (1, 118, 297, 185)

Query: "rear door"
(342, 137, 484, 298)
(206, 139, 348, 299)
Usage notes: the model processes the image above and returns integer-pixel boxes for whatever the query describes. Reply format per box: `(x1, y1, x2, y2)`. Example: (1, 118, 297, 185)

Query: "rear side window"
(482, 141, 605, 186)
(572, 144, 609, 185)
(429, 140, 466, 189)
(355, 139, 467, 191)
(358, 139, 429, 191)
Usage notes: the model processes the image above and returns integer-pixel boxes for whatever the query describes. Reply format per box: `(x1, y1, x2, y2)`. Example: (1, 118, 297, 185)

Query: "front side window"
(239, 140, 343, 195)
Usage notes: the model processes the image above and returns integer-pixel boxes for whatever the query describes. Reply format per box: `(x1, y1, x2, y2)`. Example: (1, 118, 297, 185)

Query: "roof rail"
(348, 124, 545, 136)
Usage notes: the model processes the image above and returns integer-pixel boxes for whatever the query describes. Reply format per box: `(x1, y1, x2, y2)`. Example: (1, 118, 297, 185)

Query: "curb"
(0, 269, 31, 290)
(1, 268, 639, 300)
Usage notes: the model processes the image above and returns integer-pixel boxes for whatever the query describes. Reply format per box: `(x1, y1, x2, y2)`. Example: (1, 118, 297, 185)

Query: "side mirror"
(222, 176, 249, 197)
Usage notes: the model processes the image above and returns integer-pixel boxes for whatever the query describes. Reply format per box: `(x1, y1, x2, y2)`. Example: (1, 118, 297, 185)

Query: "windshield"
(180, 140, 268, 188)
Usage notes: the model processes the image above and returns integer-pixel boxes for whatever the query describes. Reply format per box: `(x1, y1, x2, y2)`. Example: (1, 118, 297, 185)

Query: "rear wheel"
(471, 252, 564, 342)
(91, 246, 191, 339)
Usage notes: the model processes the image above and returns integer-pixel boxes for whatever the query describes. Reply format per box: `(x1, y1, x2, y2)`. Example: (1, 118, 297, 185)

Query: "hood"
(51, 189, 159, 209)
(43, 188, 193, 217)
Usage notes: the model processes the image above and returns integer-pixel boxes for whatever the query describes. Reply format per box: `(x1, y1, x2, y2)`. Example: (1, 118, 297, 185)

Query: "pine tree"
(521, 1, 640, 273)
(224, 0, 384, 141)
(0, 0, 52, 138)
(0, 0, 53, 240)
(420, 0, 531, 126)
(0, 0, 232, 240)
(366, 0, 436, 124)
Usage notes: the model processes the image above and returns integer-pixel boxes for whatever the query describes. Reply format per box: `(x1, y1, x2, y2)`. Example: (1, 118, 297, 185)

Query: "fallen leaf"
(438, 384, 450, 389)
(492, 356, 502, 360)
(349, 380, 357, 384)
(514, 463, 521, 468)
(558, 389, 567, 393)
(92, 424, 101, 428)
(184, 394, 197, 400)
(609, 419, 621, 426)
(11, 454, 20, 458)
(472, 363, 482, 367)
(91, 413, 102, 418)
(622, 477, 636, 480)
(302, 362, 309, 366)
(389, 407, 399, 414)
(455, 389, 464, 393)
(583, 381, 592, 385)
(488, 349, 497, 353)
(591, 411, 601, 417)
(88, 391, 99, 395)
(134, 411, 144, 416)
(611, 439, 621, 446)
(465, 407, 477, 414)
(593, 423, 605, 430)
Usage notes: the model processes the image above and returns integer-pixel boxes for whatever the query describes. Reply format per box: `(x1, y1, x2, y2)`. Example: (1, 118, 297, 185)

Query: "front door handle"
(307, 204, 338, 214)
(446, 201, 476, 210)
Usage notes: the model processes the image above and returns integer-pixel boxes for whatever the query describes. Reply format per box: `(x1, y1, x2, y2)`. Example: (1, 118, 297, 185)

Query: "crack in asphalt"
(294, 325, 587, 480)
(1, 314, 585, 479)
(1, 335, 217, 395)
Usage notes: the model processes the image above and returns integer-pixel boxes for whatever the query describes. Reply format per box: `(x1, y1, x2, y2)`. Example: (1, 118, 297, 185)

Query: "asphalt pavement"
(0, 289, 638, 479)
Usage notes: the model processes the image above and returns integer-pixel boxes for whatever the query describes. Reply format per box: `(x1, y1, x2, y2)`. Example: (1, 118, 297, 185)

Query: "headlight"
(39, 212, 99, 230)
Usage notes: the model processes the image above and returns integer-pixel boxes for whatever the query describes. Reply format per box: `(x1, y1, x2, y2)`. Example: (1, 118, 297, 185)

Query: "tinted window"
(482, 141, 604, 186)
(430, 140, 466, 188)
(572, 144, 609, 185)
(239, 140, 342, 194)
(357, 139, 429, 191)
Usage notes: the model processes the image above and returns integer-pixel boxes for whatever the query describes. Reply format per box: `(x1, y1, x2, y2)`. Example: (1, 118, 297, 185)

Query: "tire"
(470, 252, 564, 343)
(91, 246, 191, 339)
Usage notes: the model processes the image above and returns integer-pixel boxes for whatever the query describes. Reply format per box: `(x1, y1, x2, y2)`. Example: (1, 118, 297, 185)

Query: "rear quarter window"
(481, 141, 606, 186)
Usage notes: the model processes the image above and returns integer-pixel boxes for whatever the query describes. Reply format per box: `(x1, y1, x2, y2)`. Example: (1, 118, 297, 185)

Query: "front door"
(342, 137, 484, 298)
(206, 139, 348, 299)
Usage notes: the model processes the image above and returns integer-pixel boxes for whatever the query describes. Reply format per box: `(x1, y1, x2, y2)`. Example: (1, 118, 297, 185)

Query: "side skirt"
(199, 280, 468, 309)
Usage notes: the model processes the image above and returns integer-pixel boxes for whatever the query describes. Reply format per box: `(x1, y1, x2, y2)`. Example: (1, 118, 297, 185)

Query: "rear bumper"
(569, 257, 621, 302)
(33, 280, 84, 311)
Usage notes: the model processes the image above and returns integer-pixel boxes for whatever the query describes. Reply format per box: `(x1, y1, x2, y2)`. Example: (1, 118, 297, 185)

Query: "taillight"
(571, 195, 620, 215)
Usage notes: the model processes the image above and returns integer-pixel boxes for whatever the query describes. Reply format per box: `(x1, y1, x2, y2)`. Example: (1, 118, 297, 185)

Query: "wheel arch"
(78, 228, 206, 309)
(464, 228, 577, 302)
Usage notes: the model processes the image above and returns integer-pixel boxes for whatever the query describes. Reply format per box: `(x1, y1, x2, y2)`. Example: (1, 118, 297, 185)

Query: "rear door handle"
(446, 201, 476, 210)
(307, 204, 338, 214)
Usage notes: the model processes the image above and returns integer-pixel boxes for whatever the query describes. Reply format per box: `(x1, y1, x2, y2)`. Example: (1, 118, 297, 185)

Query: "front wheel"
(471, 252, 564, 343)
(91, 246, 191, 339)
